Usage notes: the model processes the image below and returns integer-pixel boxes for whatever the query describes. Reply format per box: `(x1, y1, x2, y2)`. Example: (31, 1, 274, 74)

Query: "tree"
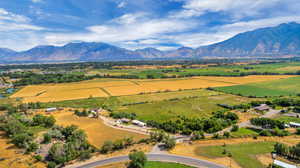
(128, 151, 147, 168)
(162, 135, 176, 150)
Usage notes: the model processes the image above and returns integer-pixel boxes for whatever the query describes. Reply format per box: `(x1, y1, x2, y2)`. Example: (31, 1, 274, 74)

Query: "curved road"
(72, 154, 227, 168)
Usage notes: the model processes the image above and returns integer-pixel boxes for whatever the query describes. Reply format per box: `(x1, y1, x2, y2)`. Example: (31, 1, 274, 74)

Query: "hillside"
(1, 22, 300, 63)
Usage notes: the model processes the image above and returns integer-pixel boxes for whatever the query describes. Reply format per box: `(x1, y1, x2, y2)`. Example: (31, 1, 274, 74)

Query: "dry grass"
(12, 75, 293, 103)
(0, 132, 45, 168)
(47, 110, 147, 147)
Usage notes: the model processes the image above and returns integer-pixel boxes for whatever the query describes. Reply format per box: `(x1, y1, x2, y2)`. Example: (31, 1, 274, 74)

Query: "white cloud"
(44, 13, 197, 47)
(171, 0, 281, 19)
(117, 1, 127, 8)
(31, 0, 43, 3)
(0, 8, 44, 31)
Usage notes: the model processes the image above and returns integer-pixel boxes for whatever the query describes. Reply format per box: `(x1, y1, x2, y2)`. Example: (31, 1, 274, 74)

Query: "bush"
(47, 161, 57, 168)
(34, 155, 43, 162)
(191, 131, 205, 141)
(43, 133, 52, 144)
(231, 125, 239, 132)
(100, 141, 114, 154)
(128, 151, 147, 168)
(259, 130, 272, 136)
(223, 131, 231, 138)
(296, 128, 300, 135)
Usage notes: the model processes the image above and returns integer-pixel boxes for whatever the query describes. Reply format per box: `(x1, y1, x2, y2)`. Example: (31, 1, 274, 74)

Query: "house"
(273, 160, 297, 168)
(132, 120, 146, 127)
(289, 122, 300, 128)
(254, 104, 271, 111)
(46, 108, 57, 112)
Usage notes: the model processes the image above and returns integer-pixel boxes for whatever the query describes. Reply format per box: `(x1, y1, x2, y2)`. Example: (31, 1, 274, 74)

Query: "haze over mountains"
(1, 22, 300, 63)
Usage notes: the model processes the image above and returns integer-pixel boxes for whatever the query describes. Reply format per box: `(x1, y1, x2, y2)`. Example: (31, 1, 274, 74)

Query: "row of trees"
(146, 111, 239, 134)
(274, 142, 300, 160)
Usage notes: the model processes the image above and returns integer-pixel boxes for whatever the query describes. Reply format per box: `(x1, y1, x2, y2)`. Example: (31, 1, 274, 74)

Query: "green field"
(145, 161, 195, 168)
(214, 77, 300, 97)
(275, 116, 300, 123)
(230, 128, 259, 138)
(88, 62, 300, 78)
(195, 142, 275, 168)
(116, 93, 251, 122)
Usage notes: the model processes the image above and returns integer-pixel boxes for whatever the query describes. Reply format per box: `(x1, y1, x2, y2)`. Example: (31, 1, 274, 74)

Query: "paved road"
(72, 154, 227, 168)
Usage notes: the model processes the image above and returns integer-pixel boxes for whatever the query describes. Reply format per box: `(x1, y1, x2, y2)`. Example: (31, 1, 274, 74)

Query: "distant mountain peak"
(1, 22, 300, 63)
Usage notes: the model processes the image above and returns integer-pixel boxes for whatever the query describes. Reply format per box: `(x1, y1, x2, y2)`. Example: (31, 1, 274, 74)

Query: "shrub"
(231, 125, 239, 132)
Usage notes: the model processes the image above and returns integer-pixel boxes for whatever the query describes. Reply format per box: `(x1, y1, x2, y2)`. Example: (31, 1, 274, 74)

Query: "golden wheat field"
(11, 75, 294, 103)
(50, 111, 147, 147)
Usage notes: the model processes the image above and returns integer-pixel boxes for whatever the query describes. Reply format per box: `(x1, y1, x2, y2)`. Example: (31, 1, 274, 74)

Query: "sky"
(1, 0, 300, 51)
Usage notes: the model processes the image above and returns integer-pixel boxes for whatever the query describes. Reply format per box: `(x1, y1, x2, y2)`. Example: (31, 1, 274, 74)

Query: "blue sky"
(1, 0, 300, 51)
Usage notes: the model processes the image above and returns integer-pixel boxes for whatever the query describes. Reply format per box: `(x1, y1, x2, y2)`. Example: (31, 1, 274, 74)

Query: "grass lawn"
(275, 116, 300, 123)
(117, 89, 220, 105)
(230, 128, 259, 138)
(214, 77, 300, 97)
(40, 97, 108, 108)
(117, 93, 252, 122)
(145, 161, 195, 168)
(195, 141, 275, 168)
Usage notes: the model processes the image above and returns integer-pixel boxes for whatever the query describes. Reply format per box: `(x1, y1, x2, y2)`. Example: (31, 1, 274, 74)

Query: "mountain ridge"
(1, 22, 300, 63)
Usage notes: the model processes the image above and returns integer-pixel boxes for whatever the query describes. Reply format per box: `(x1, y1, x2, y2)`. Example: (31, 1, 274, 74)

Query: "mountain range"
(1, 22, 300, 63)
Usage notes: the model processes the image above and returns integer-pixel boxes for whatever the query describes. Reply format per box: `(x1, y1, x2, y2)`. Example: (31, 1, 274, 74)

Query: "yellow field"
(0, 132, 45, 168)
(50, 111, 147, 147)
(11, 75, 294, 103)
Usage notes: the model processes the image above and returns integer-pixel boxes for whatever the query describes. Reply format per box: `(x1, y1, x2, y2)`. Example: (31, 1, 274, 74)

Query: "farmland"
(11, 75, 293, 103)
(116, 92, 252, 122)
(194, 142, 275, 168)
(88, 62, 300, 78)
(48, 110, 147, 147)
(214, 76, 300, 97)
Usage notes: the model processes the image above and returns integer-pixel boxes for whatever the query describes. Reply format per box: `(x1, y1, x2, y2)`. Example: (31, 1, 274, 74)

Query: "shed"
(273, 160, 297, 168)
(254, 104, 270, 111)
(46, 108, 57, 112)
(132, 120, 146, 127)
(121, 118, 131, 123)
(289, 122, 300, 128)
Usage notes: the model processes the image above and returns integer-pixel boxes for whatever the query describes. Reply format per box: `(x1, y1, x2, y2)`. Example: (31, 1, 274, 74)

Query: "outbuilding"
(273, 160, 297, 168)
(289, 122, 300, 128)
(132, 120, 146, 127)
(46, 107, 57, 112)
(254, 104, 271, 111)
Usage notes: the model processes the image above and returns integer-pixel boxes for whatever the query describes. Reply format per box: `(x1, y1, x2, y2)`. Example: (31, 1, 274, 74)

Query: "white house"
(132, 120, 146, 127)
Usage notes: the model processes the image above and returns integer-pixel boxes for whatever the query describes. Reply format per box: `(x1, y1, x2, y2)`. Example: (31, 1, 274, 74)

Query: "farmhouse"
(254, 104, 271, 111)
(289, 122, 300, 128)
(45, 107, 57, 112)
(132, 120, 146, 127)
